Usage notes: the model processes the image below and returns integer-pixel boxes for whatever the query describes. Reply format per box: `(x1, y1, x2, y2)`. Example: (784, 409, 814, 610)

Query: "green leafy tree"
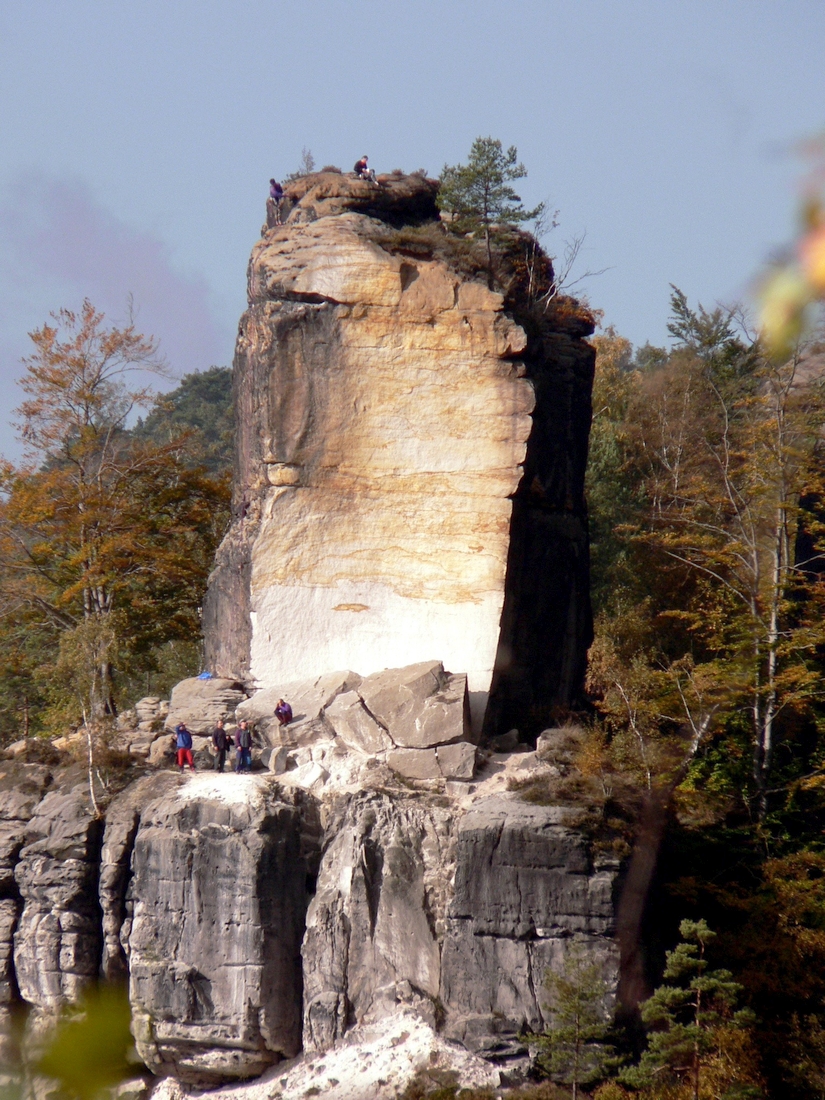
(132, 365, 233, 476)
(0, 301, 229, 726)
(632, 296, 825, 812)
(534, 945, 621, 1100)
(622, 920, 758, 1100)
(586, 328, 641, 613)
(438, 136, 543, 285)
(587, 292, 825, 816)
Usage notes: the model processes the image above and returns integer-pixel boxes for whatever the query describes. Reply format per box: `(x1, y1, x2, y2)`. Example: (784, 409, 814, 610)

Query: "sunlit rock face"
(204, 171, 594, 736)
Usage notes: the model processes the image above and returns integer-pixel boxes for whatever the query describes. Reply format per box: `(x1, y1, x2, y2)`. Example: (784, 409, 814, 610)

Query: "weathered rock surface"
(165, 678, 248, 735)
(324, 690, 393, 754)
(441, 797, 619, 1047)
(99, 774, 179, 982)
(236, 670, 362, 744)
(127, 776, 311, 1084)
(358, 662, 468, 748)
(0, 765, 53, 1011)
(302, 791, 453, 1052)
(13, 779, 103, 1009)
(0, 736, 622, 1089)
(238, 661, 471, 762)
(152, 1011, 500, 1100)
(203, 171, 595, 736)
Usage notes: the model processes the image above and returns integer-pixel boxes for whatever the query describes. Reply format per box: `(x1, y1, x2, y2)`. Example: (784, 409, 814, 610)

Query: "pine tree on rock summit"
(438, 136, 543, 286)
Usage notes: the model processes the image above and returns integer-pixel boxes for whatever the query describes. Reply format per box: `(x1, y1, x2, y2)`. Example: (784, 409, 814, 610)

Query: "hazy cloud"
(0, 172, 232, 455)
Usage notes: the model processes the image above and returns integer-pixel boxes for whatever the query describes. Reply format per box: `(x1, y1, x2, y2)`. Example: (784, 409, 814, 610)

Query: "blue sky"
(1, 0, 823, 456)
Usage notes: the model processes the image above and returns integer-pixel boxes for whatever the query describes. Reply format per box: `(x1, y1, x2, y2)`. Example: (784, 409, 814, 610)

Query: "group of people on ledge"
(267, 154, 377, 225)
(173, 698, 293, 774)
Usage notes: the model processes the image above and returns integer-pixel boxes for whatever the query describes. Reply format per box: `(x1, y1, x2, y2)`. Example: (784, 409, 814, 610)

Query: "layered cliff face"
(203, 171, 595, 736)
(1, 172, 605, 1097)
(0, 729, 621, 1092)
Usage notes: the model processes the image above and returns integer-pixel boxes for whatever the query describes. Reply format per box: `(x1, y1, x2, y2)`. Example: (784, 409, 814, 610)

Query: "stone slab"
(164, 678, 247, 735)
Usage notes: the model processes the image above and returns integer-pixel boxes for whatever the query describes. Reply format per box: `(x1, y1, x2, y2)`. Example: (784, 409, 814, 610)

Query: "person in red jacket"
(175, 723, 195, 772)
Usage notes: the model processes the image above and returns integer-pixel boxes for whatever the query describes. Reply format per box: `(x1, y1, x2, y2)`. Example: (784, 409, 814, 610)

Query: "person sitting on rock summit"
(175, 723, 195, 772)
(274, 698, 293, 727)
(211, 718, 232, 773)
(354, 155, 376, 182)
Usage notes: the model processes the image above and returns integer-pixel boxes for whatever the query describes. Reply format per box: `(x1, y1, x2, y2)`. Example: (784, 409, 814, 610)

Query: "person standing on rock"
(267, 178, 284, 226)
(175, 723, 195, 772)
(235, 720, 253, 773)
(212, 718, 232, 773)
(274, 699, 292, 727)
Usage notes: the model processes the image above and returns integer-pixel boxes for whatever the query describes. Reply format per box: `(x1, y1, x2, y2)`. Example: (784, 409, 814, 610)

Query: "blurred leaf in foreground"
(35, 987, 135, 1100)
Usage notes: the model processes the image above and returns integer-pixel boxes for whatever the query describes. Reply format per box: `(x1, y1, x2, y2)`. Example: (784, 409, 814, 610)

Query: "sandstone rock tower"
(203, 171, 595, 736)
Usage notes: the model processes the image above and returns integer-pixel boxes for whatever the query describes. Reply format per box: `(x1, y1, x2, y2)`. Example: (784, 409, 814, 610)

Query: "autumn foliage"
(0, 301, 229, 732)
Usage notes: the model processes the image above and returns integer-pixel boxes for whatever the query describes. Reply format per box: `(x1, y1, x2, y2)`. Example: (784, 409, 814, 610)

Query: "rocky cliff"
(202, 171, 595, 737)
(0, 171, 606, 1099)
(0, 715, 621, 1096)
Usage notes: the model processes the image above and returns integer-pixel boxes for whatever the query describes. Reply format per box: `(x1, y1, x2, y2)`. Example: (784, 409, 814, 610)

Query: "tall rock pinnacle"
(203, 170, 594, 736)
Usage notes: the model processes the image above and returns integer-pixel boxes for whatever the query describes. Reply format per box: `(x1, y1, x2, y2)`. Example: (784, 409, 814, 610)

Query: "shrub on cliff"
(438, 136, 544, 287)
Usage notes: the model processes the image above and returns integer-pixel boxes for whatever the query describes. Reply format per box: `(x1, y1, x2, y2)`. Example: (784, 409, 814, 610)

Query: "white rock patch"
(177, 773, 271, 808)
(150, 1012, 500, 1100)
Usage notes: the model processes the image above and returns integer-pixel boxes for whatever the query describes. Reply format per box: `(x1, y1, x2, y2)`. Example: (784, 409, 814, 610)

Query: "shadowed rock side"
(203, 171, 594, 736)
(484, 316, 595, 737)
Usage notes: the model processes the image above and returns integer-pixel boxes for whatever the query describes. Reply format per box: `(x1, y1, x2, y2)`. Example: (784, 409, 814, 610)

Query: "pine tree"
(438, 137, 542, 286)
(621, 919, 758, 1100)
(535, 944, 620, 1100)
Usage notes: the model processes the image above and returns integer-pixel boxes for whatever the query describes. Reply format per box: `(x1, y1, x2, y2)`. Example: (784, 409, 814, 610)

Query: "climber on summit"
(354, 155, 376, 182)
(267, 178, 284, 227)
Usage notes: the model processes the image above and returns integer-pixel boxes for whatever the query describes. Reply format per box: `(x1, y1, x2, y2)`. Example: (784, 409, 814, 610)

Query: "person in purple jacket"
(275, 699, 293, 727)
(268, 178, 284, 225)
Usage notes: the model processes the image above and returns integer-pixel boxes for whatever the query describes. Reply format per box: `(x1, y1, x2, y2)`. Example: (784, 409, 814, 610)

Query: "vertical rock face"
(13, 780, 103, 1009)
(203, 171, 594, 735)
(300, 785, 619, 1063)
(301, 791, 454, 1052)
(0, 742, 625, 1087)
(0, 765, 52, 1010)
(126, 779, 310, 1084)
(440, 798, 619, 1051)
